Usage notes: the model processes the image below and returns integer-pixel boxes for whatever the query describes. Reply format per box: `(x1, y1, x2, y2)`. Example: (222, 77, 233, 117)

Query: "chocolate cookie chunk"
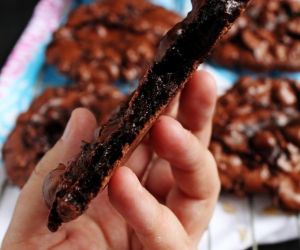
(44, 0, 250, 232)
(2, 85, 125, 188)
(211, 77, 300, 211)
(46, 0, 181, 84)
(211, 0, 300, 72)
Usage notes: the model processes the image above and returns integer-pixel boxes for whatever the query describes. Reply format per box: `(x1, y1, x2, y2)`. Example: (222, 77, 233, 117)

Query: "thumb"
(108, 167, 192, 250)
(3, 108, 97, 244)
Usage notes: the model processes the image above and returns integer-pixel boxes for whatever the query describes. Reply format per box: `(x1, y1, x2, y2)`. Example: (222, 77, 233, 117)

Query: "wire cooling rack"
(198, 195, 300, 250)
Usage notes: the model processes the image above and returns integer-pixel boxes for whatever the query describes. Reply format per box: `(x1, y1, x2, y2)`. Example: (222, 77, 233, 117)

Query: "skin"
(1, 70, 220, 250)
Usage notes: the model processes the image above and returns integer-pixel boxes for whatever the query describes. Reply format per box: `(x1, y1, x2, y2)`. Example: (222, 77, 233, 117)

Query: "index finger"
(150, 116, 220, 238)
(178, 70, 217, 147)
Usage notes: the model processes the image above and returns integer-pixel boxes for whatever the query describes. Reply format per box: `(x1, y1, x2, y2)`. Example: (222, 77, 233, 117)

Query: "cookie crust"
(46, 0, 181, 84)
(211, 77, 300, 211)
(212, 0, 300, 72)
(3, 85, 124, 187)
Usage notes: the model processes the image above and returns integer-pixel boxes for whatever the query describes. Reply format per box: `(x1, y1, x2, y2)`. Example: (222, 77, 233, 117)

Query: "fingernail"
(43, 163, 66, 208)
(93, 127, 101, 140)
(62, 115, 73, 141)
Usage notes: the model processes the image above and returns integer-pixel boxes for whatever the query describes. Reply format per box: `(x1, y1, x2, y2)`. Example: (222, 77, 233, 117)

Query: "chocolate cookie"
(211, 77, 300, 211)
(46, 0, 181, 84)
(211, 0, 300, 72)
(2, 85, 125, 188)
(44, 0, 250, 232)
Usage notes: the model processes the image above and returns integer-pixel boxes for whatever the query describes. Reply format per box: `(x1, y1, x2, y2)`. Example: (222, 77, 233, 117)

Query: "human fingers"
(164, 93, 180, 118)
(126, 92, 180, 181)
(3, 108, 97, 243)
(145, 71, 216, 202)
(108, 167, 194, 250)
(178, 70, 217, 147)
(145, 158, 174, 202)
(125, 139, 153, 180)
(151, 116, 220, 239)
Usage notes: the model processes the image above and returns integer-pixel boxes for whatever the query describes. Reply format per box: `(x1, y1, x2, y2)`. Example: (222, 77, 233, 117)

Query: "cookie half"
(211, 77, 300, 211)
(46, 0, 181, 84)
(211, 0, 300, 72)
(2, 85, 125, 187)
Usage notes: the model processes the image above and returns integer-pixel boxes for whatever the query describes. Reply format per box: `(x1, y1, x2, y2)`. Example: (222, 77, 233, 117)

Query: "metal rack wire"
(249, 197, 258, 250)
(201, 194, 300, 250)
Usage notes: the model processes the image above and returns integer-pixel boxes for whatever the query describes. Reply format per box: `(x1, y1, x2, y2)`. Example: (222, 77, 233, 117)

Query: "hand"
(2, 70, 220, 250)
